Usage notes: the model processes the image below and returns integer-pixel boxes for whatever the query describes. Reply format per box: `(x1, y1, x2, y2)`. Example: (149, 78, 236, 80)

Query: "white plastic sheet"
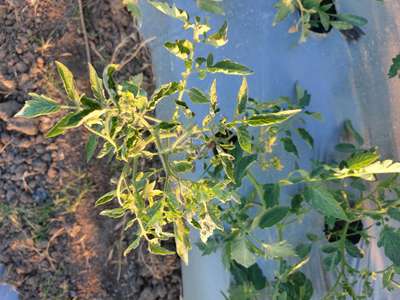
(140, 1, 400, 299)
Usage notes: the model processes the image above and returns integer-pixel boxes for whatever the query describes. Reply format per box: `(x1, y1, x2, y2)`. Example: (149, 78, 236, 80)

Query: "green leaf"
(273, 0, 295, 26)
(346, 149, 379, 170)
(196, 0, 225, 15)
(147, 0, 188, 22)
(148, 243, 175, 255)
(86, 134, 98, 162)
(236, 77, 248, 114)
(319, 11, 330, 31)
(234, 154, 257, 185)
(100, 207, 125, 218)
(55, 61, 80, 103)
(297, 128, 314, 148)
(388, 207, 400, 222)
(231, 236, 257, 268)
(236, 126, 252, 153)
(123, 236, 141, 256)
(123, 0, 141, 18)
(335, 143, 356, 153)
(88, 64, 106, 101)
(206, 21, 228, 47)
(157, 121, 179, 130)
(379, 226, 400, 266)
(330, 21, 353, 30)
(338, 14, 368, 27)
(149, 82, 180, 108)
(164, 39, 193, 60)
(345, 240, 364, 258)
(262, 240, 296, 258)
(383, 267, 395, 290)
(281, 137, 299, 157)
(245, 109, 301, 127)
(188, 88, 209, 104)
(295, 82, 311, 108)
(344, 120, 364, 145)
(263, 184, 280, 208)
(102, 64, 119, 102)
(210, 79, 218, 113)
(304, 186, 349, 220)
(173, 160, 194, 173)
(46, 109, 93, 138)
(259, 206, 289, 228)
(389, 54, 400, 78)
(221, 155, 235, 183)
(208, 60, 253, 76)
(95, 191, 115, 207)
(80, 96, 101, 110)
(15, 93, 61, 118)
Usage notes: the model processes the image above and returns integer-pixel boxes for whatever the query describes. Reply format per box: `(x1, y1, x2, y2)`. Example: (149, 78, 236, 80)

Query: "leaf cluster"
(16, 1, 400, 299)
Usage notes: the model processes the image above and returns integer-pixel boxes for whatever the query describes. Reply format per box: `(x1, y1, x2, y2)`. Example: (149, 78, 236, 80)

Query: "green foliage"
(389, 54, 400, 78)
(16, 1, 400, 299)
(272, 0, 369, 42)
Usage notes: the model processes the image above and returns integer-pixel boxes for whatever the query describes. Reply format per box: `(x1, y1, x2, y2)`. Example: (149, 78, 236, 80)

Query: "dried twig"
(78, 0, 91, 67)
(117, 37, 156, 72)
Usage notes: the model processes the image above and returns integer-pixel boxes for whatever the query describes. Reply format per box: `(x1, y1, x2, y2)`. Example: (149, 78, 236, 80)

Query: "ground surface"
(0, 0, 181, 299)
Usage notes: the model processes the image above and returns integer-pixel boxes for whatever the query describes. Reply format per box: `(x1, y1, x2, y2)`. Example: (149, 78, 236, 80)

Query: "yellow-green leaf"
(15, 93, 61, 118)
(55, 61, 80, 103)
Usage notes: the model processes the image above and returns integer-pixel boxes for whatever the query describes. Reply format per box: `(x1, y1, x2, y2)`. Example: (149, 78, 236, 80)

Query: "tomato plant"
(15, 1, 400, 299)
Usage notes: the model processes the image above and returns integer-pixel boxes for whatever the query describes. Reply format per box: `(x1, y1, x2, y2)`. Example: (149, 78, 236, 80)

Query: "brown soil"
(0, 0, 181, 299)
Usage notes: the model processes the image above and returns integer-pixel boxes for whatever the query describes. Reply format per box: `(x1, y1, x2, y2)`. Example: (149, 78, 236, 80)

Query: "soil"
(0, 0, 181, 299)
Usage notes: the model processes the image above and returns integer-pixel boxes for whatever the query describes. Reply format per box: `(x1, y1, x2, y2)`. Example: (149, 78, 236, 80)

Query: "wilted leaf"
(206, 21, 228, 47)
(175, 218, 191, 264)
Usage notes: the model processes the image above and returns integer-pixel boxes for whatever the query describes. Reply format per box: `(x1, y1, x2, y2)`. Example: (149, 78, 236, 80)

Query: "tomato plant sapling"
(16, 1, 400, 299)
